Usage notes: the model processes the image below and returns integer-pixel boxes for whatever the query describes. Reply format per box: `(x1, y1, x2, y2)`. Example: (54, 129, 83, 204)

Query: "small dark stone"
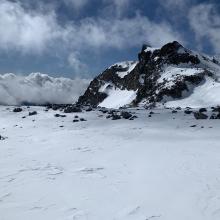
(80, 118, 86, 121)
(111, 114, 121, 120)
(64, 105, 82, 113)
(172, 110, 178, 114)
(74, 115, 79, 118)
(73, 119, 79, 122)
(184, 110, 192, 114)
(121, 111, 132, 119)
(0, 135, 6, 140)
(85, 107, 93, 112)
(212, 106, 220, 112)
(199, 108, 207, 113)
(106, 115, 111, 119)
(29, 111, 37, 116)
(190, 125, 197, 127)
(13, 107, 22, 112)
(99, 108, 108, 114)
(22, 116, 26, 119)
(129, 115, 138, 120)
(194, 112, 208, 119)
(176, 107, 181, 110)
(210, 113, 220, 119)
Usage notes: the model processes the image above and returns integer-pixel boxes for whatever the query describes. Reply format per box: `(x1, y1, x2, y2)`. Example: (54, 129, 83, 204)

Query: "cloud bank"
(0, 0, 182, 75)
(189, 3, 220, 53)
(0, 73, 90, 105)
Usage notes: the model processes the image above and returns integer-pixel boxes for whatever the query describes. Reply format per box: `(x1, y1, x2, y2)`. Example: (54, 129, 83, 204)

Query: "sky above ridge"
(0, 0, 219, 78)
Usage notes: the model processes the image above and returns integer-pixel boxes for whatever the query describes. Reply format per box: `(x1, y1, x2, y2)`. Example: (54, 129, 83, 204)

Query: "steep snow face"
(0, 73, 90, 105)
(166, 77, 220, 108)
(157, 66, 204, 90)
(98, 86, 137, 109)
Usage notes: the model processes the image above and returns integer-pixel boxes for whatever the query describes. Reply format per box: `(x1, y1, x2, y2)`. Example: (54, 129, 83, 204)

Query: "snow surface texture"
(1, 106, 220, 220)
(98, 86, 137, 109)
(166, 76, 220, 108)
(0, 73, 90, 105)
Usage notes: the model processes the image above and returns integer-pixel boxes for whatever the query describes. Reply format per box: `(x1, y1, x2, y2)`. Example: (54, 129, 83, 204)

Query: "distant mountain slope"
(77, 41, 220, 108)
(0, 73, 90, 105)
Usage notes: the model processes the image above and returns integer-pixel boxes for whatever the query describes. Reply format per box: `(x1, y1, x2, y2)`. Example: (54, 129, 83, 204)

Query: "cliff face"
(77, 41, 219, 109)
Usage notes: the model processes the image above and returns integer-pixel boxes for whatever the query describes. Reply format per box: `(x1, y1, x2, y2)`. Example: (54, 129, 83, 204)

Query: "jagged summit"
(77, 41, 220, 109)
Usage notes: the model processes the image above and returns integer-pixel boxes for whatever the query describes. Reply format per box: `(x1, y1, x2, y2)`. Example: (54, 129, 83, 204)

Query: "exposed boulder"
(64, 105, 82, 113)
(184, 110, 192, 114)
(29, 111, 37, 116)
(13, 107, 22, 112)
(121, 111, 132, 119)
(194, 112, 208, 119)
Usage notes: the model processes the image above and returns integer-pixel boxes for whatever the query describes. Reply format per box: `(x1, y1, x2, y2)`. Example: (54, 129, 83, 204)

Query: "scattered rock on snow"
(80, 118, 87, 121)
(64, 105, 82, 113)
(172, 110, 178, 114)
(29, 111, 37, 116)
(121, 111, 132, 119)
(184, 110, 192, 114)
(54, 114, 66, 118)
(199, 108, 207, 113)
(210, 113, 220, 119)
(194, 112, 208, 119)
(13, 107, 22, 112)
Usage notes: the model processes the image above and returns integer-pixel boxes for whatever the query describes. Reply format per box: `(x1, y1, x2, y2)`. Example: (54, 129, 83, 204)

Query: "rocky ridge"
(77, 41, 220, 109)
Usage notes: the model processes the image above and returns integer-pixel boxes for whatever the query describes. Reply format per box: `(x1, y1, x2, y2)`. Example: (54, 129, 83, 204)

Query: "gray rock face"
(77, 41, 214, 108)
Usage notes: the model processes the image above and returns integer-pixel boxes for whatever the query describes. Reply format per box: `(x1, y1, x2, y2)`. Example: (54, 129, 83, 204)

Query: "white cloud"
(0, 72, 90, 105)
(189, 3, 220, 53)
(64, 15, 182, 49)
(0, 0, 182, 73)
(68, 53, 88, 74)
(0, 0, 61, 54)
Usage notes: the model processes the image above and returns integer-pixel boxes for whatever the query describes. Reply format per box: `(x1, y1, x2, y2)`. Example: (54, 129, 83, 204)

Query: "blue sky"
(0, 0, 219, 78)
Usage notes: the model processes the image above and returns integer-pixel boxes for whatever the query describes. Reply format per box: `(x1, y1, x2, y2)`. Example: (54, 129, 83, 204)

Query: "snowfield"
(0, 106, 220, 220)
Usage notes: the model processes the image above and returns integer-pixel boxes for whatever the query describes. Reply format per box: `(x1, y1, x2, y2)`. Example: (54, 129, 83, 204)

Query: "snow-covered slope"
(1, 106, 220, 220)
(78, 41, 220, 109)
(0, 73, 90, 105)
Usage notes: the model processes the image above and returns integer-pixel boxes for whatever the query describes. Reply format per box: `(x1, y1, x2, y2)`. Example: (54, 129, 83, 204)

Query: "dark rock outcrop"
(13, 107, 23, 112)
(77, 41, 214, 108)
(194, 112, 208, 120)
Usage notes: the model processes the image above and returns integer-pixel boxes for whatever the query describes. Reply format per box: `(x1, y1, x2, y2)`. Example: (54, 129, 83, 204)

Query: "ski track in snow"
(0, 106, 220, 220)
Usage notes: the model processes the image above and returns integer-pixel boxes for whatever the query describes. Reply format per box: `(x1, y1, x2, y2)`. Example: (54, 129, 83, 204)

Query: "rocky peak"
(77, 41, 218, 109)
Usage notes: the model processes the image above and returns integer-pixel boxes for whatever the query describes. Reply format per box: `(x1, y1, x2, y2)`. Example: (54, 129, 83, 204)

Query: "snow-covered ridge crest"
(77, 41, 220, 109)
(0, 72, 90, 106)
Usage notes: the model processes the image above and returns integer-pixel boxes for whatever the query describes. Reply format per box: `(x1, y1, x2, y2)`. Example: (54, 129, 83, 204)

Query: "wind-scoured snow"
(98, 87, 137, 109)
(0, 73, 90, 105)
(166, 76, 220, 108)
(157, 66, 204, 89)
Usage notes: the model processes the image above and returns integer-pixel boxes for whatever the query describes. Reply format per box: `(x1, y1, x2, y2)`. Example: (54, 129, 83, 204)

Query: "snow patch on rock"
(110, 61, 138, 78)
